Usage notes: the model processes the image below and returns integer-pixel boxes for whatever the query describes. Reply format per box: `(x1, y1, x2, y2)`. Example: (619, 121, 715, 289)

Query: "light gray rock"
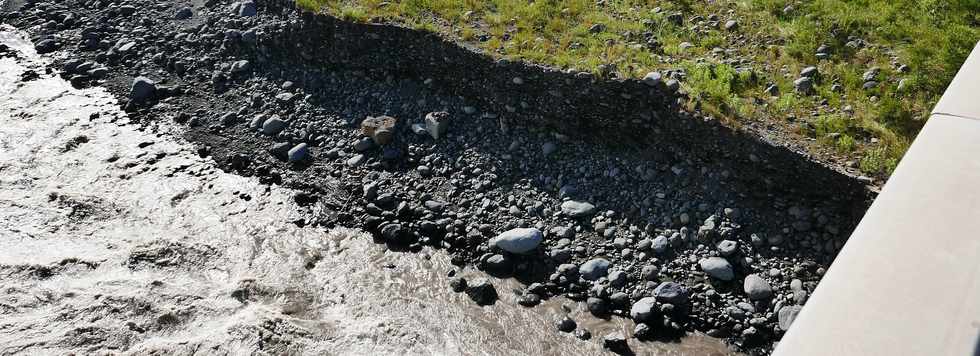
(642, 71, 662, 87)
(778, 305, 803, 331)
(608, 270, 627, 287)
(652, 235, 669, 253)
(800, 66, 819, 78)
(629, 297, 658, 322)
(579, 258, 610, 280)
(717, 239, 738, 256)
(743, 274, 773, 300)
(346, 154, 366, 167)
(699, 257, 735, 281)
(491, 228, 543, 254)
(261, 116, 286, 135)
(424, 111, 450, 140)
(561, 200, 595, 218)
(794, 77, 814, 94)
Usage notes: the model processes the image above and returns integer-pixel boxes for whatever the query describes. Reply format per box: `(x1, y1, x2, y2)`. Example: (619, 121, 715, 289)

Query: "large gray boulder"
(578, 258, 610, 280)
(561, 200, 595, 218)
(629, 297, 658, 322)
(261, 116, 286, 135)
(744, 274, 773, 300)
(490, 228, 543, 254)
(699, 257, 735, 281)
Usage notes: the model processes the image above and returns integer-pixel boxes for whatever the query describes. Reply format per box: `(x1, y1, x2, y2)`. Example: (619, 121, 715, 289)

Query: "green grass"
(298, 0, 979, 178)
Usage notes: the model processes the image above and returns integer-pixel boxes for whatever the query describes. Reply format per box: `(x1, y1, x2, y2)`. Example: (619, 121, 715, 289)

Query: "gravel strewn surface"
(0, 0, 873, 354)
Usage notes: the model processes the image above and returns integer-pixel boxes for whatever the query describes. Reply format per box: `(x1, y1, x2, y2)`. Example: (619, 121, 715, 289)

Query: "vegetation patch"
(299, 0, 979, 178)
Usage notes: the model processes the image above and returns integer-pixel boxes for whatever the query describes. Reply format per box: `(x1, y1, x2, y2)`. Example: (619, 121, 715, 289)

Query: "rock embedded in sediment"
(490, 228, 543, 254)
(561, 200, 595, 218)
(130, 76, 157, 102)
(261, 116, 286, 135)
(174, 7, 193, 20)
(602, 332, 629, 352)
(424, 111, 450, 140)
(654, 282, 689, 304)
(555, 316, 577, 333)
(743, 274, 773, 300)
(360, 115, 398, 145)
(465, 279, 497, 306)
(629, 297, 658, 323)
(700, 257, 735, 281)
(642, 71, 662, 87)
(287, 143, 309, 162)
(578, 258, 610, 281)
(449, 276, 467, 293)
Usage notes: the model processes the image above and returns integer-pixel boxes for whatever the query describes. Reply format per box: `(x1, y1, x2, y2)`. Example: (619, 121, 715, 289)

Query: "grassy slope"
(298, 0, 979, 178)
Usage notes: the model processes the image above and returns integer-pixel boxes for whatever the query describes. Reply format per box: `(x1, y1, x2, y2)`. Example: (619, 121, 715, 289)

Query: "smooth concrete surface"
(933, 42, 980, 121)
(774, 41, 980, 356)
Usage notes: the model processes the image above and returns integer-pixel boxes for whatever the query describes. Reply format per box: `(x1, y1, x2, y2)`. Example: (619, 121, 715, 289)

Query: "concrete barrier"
(774, 41, 980, 355)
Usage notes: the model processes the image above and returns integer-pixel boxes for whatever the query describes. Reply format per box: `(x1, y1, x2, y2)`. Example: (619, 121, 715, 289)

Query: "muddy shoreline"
(1, 0, 873, 354)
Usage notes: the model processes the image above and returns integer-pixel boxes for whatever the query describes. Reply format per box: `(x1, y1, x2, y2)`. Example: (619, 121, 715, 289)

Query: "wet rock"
(517, 293, 541, 307)
(555, 316, 577, 332)
(424, 111, 450, 140)
(490, 228, 543, 254)
(483, 254, 512, 274)
(586, 297, 607, 315)
(602, 332, 629, 353)
(561, 200, 595, 218)
(579, 258, 610, 280)
(630, 297, 658, 322)
(699, 257, 734, 281)
(130, 76, 157, 103)
(634, 323, 653, 340)
(449, 276, 467, 292)
(654, 282, 689, 304)
(575, 329, 592, 340)
(465, 279, 497, 306)
(743, 274, 773, 300)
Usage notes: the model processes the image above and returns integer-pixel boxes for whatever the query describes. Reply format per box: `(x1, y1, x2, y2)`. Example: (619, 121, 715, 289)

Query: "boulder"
(490, 228, 543, 254)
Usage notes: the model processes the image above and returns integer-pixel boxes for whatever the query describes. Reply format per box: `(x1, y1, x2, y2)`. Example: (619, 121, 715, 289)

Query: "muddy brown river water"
(0, 26, 735, 355)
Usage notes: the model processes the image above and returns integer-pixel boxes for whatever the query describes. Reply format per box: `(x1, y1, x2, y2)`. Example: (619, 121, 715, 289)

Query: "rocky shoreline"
(1, 0, 873, 354)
